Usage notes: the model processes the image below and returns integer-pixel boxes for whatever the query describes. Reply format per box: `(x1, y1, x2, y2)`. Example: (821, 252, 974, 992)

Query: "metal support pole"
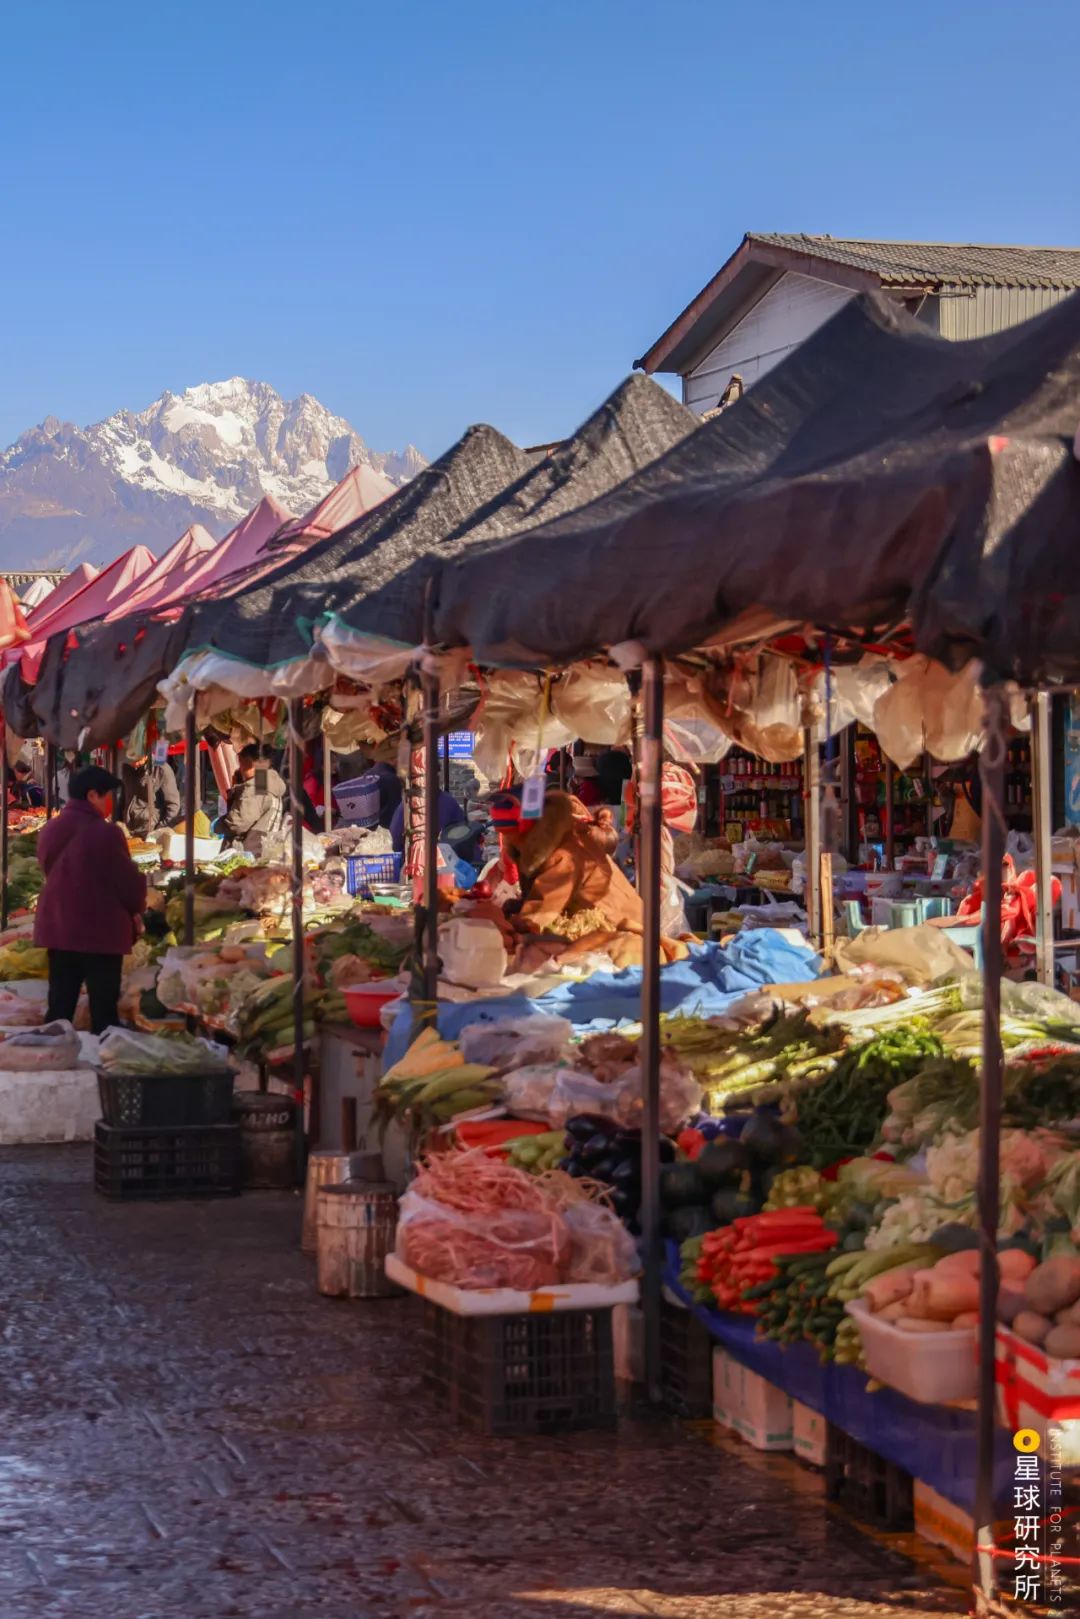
(0, 748, 9, 931)
(802, 728, 821, 947)
(974, 684, 1008, 1613)
(640, 655, 664, 1404)
(441, 732, 450, 795)
(183, 707, 196, 948)
(322, 738, 333, 834)
(107, 746, 120, 821)
(884, 757, 896, 869)
(288, 701, 309, 1175)
(1031, 691, 1055, 987)
(421, 663, 441, 1017)
(45, 743, 57, 818)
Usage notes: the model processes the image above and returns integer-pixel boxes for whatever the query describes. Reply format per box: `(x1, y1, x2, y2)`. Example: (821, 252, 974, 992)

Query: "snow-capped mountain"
(0, 379, 426, 568)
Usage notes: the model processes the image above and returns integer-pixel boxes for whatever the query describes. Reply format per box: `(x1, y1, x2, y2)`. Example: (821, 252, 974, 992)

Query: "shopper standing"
(120, 754, 181, 837)
(34, 765, 147, 1034)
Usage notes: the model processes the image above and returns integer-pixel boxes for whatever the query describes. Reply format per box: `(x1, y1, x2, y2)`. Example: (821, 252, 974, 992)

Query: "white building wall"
(684, 271, 855, 413)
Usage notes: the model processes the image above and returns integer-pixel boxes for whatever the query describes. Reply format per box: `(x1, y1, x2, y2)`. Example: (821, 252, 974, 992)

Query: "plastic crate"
(825, 1424, 913, 1531)
(344, 852, 404, 896)
(417, 1297, 616, 1435)
(93, 1121, 241, 1200)
(97, 1068, 234, 1129)
(660, 1293, 714, 1417)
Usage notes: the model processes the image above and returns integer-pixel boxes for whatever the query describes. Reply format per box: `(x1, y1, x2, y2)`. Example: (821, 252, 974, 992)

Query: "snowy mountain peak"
(0, 381, 426, 569)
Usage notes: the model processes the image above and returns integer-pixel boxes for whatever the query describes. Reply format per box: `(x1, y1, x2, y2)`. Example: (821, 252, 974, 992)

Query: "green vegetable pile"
(785, 1021, 945, 1167)
(662, 1008, 844, 1105)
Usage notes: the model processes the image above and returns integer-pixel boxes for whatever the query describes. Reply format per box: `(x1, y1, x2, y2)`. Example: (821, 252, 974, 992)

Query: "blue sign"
(1065, 702, 1080, 823)
(447, 731, 474, 760)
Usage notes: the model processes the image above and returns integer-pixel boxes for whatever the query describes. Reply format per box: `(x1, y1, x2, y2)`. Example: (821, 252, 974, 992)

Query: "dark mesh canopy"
(433, 292, 1080, 685)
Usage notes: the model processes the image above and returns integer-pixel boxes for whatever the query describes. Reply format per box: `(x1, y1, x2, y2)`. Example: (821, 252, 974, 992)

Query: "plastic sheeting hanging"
(873, 656, 984, 768)
(469, 671, 574, 782)
(549, 666, 631, 744)
(700, 655, 804, 762)
(662, 673, 732, 765)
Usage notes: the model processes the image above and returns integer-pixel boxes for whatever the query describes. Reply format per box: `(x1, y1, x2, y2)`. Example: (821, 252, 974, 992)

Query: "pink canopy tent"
(159, 494, 294, 607)
(13, 545, 157, 681)
(24, 562, 99, 628)
(104, 523, 216, 619)
(267, 463, 396, 560)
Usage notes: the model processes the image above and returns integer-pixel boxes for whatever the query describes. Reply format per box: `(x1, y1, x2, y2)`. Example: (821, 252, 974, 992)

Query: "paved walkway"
(0, 1148, 969, 1619)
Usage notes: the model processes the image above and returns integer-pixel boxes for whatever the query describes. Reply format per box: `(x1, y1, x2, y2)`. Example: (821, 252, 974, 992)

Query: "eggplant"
(564, 1114, 616, 1144)
(609, 1158, 641, 1191)
(611, 1130, 643, 1155)
(591, 1156, 619, 1182)
(563, 1158, 588, 1179)
(608, 1187, 633, 1218)
(660, 1161, 705, 1209)
(929, 1222, 980, 1253)
(579, 1131, 616, 1167)
(694, 1140, 748, 1191)
(658, 1136, 677, 1163)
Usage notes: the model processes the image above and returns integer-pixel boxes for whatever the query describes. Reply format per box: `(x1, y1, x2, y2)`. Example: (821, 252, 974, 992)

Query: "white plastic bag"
(459, 1016, 573, 1071)
(0, 1020, 80, 1071)
(396, 1188, 571, 1288)
(562, 1201, 640, 1284)
(501, 1061, 576, 1118)
(550, 667, 631, 745)
(439, 918, 508, 989)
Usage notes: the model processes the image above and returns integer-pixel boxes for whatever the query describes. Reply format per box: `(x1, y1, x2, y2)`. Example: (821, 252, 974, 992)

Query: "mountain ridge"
(0, 378, 426, 569)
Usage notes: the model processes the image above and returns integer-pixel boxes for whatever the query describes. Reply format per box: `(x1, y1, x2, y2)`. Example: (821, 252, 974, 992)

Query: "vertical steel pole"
(640, 656, 664, 1404)
(183, 707, 196, 948)
(441, 732, 451, 795)
(322, 738, 333, 834)
(45, 743, 57, 817)
(802, 727, 821, 947)
(288, 701, 309, 1173)
(884, 757, 896, 869)
(422, 663, 441, 1016)
(974, 684, 1007, 1613)
(0, 748, 9, 931)
(1032, 692, 1055, 987)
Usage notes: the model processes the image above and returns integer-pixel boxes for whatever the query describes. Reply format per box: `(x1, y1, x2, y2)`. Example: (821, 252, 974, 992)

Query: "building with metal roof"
(638, 232, 1080, 415)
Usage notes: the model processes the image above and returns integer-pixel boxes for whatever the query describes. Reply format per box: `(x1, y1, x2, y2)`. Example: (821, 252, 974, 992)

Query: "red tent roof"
(15, 545, 157, 680)
(25, 562, 99, 629)
(269, 464, 396, 554)
(105, 523, 216, 618)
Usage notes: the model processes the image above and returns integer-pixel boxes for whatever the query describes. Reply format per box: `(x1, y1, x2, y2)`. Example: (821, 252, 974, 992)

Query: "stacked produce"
(98, 1026, 231, 1075)
(680, 1208, 839, 1313)
(0, 938, 49, 980)
(376, 1028, 500, 1138)
(395, 1146, 638, 1290)
(1000, 1254, 1080, 1357)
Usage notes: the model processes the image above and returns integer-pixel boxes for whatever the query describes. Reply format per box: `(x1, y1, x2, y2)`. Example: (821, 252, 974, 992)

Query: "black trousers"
(46, 950, 123, 1036)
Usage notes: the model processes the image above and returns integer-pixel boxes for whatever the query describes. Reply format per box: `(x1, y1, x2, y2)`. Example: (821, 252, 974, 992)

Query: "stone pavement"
(0, 1147, 969, 1619)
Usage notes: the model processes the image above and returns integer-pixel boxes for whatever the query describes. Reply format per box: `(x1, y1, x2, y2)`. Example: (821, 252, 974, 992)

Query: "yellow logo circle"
(1014, 1429, 1041, 1452)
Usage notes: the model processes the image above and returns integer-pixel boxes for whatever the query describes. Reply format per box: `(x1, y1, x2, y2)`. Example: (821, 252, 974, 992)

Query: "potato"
(1055, 1299, 1080, 1327)
(1044, 1324, 1080, 1360)
(1013, 1309, 1052, 1346)
(997, 1249, 1037, 1282)
(997, 1282, 1027, 1324)
(1024, 1256, 1080, 1317)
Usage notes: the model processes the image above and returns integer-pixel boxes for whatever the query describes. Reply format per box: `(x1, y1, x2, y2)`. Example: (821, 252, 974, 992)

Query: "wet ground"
(0, 1147, 970, 1619)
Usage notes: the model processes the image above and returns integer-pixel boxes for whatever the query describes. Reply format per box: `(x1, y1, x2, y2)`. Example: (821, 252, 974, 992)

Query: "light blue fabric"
(383, 929, 820, 1068)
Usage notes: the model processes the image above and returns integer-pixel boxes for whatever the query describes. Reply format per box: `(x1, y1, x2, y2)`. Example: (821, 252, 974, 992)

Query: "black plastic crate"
(417, 1298, 616, 1436)
(97, 1068, 235, 1129)
(94, 1121, 241, 1200)
(825, 1424, 913, 1531)
(660, 1292, 714, 1417)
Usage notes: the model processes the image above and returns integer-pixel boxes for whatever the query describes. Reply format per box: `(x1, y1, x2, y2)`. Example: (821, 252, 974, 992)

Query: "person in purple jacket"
(34, 765, 148, 1034)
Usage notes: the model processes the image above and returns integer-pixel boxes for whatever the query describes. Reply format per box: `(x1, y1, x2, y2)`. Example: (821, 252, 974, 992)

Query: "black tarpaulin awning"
(431, 292, 1080, 684)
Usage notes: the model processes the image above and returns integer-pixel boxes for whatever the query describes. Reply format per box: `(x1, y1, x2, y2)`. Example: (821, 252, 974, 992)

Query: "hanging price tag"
(152, 740, 169, 765)
(520, 773, 546, 821)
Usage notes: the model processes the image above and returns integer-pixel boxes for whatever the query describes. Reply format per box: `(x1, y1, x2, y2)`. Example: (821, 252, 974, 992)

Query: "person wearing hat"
(34, 765, 148, 1034)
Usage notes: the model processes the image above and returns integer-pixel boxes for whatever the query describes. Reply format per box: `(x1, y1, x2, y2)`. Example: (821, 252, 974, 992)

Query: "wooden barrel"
(315, 1180, 400, 1298)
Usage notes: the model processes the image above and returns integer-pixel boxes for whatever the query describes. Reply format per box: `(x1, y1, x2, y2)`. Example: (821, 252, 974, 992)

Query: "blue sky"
(2, 0, 1078, 457)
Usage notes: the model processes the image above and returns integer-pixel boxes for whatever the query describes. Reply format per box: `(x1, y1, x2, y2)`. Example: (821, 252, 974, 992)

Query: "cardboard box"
(791, 1398, 826, 1466)
(712, 1347, 792, 1451)
(914, 1482, 974, 1565)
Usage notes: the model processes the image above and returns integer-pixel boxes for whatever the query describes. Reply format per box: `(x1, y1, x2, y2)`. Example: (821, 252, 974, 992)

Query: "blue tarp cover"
(384, 930, 820, 1069)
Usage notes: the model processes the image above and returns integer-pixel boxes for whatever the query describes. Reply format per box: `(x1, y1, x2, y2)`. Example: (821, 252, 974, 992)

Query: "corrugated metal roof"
(748, 234, 1080, 290)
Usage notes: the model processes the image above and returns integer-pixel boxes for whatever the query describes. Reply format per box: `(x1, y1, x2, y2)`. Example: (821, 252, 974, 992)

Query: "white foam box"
(712, 1346, 793, 1451)
(385, 1254, 639, 1316)
(914, 1482, 974, 1565)
(791, 1398, 826, 1466)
